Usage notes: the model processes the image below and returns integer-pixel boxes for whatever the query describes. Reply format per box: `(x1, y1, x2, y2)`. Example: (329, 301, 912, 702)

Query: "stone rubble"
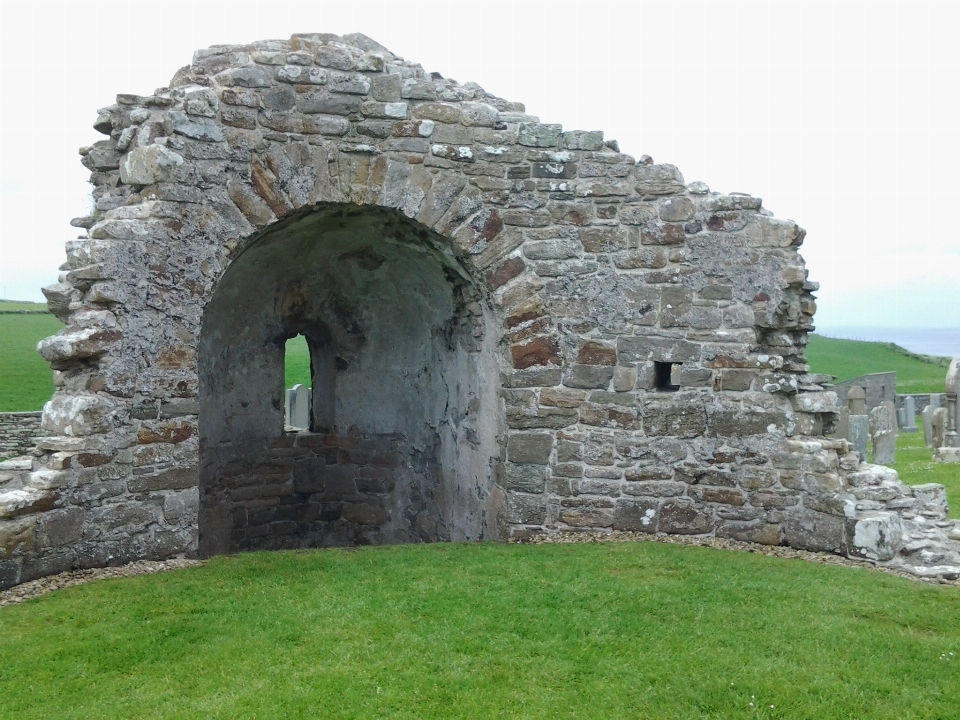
(2, 32, 958, 589)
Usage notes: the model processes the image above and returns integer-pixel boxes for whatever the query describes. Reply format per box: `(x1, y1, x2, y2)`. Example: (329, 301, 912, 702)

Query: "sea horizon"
(814, 326, 960, 358)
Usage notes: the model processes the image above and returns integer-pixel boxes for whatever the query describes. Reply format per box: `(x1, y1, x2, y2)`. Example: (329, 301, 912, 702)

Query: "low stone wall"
(0, 413, 42, 457)
(896, 394, 944, 414)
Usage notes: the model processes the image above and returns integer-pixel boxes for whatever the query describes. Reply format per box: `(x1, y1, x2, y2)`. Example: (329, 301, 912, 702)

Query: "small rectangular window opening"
(655, 361, 681, 392)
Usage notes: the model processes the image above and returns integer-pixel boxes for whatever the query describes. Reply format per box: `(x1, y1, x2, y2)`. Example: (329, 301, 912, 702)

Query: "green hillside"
(806, 334, 949, 394)
(0, 312, 62, 412)
(0, 300, 50, 313)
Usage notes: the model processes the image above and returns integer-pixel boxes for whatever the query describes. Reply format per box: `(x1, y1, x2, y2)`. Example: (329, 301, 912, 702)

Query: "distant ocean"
(815, 327, 960, 358)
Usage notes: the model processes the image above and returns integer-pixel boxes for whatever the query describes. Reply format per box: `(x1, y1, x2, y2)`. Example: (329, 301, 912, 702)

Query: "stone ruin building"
(2, 33, 959, 589)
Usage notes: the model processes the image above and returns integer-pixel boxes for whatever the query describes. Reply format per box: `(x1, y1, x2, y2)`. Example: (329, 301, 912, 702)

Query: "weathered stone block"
(507, 432, 553, 465)
(37, 508, 85, 548)
(506, 492, 547, 524)
(579, 226, 630, 253)
(658, 197, 695, 222)
(783, 509, 845, 553)
(560, 130, 603, 150)
(623, 480, 686, 497)
(41, 395, 117, 437)
(563, 365, 615, 389)
(0, 518, 36, 559)
(0, 488, 57, 519)
(659, 498, 715, 535)
(128, 467, 198, 493)
(559, 505, 614, 527)
(342, 503, 389, 526)
(717, 520, 780, 545)
(511, 337, 560, 369)
(617, 337, 699, 363)
(517, 123, 562, 147)
(643, 401, 707, 438)
(849, 512, 903, 561)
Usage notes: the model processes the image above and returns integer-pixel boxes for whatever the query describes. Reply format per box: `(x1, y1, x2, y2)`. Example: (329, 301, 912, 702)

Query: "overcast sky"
(1, 0, 958, 332)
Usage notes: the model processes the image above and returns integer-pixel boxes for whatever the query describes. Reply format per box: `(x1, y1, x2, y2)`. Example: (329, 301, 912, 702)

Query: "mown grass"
(0, 312, 62, 412)
(285, 335, 312, 388)
(1, 542, 958, 719)
(894, 422, 960, 518)
(807, 334, 949, 394)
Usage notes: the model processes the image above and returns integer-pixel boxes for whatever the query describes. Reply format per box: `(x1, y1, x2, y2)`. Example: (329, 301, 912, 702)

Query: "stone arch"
(196, 203, 504, 555)
(3, 31, 956, 591)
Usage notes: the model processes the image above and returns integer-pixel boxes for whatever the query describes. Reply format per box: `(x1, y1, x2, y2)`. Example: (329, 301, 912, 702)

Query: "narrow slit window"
(284, 334, 312, 430)
(655, 361, 681, 392)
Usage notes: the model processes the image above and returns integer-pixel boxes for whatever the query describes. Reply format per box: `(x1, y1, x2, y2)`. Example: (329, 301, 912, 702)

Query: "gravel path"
(0, 558, 201, 607)
(3, 533, 957, 608)
(516, 530, 960, 586)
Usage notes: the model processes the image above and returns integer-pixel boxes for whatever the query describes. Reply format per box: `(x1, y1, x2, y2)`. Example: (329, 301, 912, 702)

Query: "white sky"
(1, 0, 958, 330)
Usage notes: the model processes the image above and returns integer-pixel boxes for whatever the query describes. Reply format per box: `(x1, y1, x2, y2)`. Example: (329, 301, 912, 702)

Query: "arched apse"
(198, 204, 504, 555)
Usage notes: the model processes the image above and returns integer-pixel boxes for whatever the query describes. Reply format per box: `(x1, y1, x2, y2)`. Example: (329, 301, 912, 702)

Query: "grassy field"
(0, 311, 62, 412)
(1, 542, 958, 719)
(286, 335, 312, 388)
(0, 300, 52, 312)
(806, 334, 949, 394)
(894, 424, 960, 518)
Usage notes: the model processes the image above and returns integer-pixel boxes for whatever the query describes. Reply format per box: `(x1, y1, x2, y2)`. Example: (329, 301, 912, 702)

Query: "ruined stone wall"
(2, 33, 958, 589)
(833, 372, 897, 414)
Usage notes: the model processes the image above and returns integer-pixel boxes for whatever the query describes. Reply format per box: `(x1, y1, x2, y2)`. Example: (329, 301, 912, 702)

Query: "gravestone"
(902, 395, 918, 433)
(935, 358, 960, 463)
(835, 406, 849, 442)
(285, 384, 311, 430)
(846, 386, 869, 458)
(869, 400, 897, 465)
(932, 407, 947, 451)
(897, 406, 907, 429)
(922, 405, 934, 448)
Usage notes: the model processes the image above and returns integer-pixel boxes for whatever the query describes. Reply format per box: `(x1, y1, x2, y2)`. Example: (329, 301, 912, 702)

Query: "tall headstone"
(897, 406, 908, 429)
(935, 358, 960, 463)
(835, 406, 850, 442)
(870, 400, 897, 466)
(932, 407, 948, 452)
(902, 395, 918, 433)
(922, 405, 934, 448)
(847, 386, 869, 459)
(285, 383, 311, 430)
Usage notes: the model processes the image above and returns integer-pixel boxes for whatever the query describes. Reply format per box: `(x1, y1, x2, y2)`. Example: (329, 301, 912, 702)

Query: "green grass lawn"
(285, 335, 312, 388)
(1, 542, 958, 719)
(894, 423, 960, 518)
(807, 334, 949, 394)
(0, 312, 62, 412)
